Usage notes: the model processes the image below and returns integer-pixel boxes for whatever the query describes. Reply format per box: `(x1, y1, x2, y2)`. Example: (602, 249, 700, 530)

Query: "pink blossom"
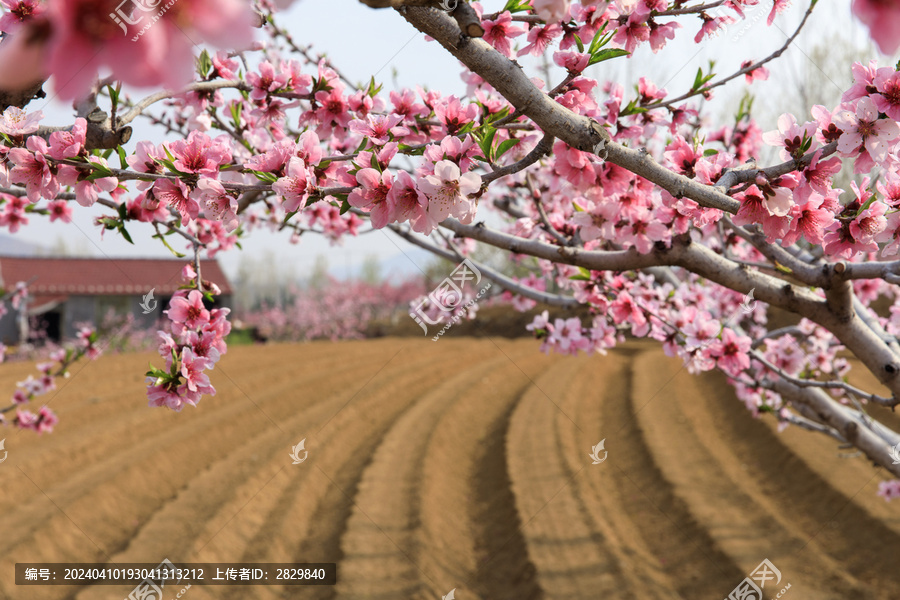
(0, 106, 42, 135)
(553, 50, 590, 73)
(168, 290, 211, 330)
(877, 480, 900, 501)
(621, 207, 669, 253)
(147, 379, 187, 411)
(762, 113, 817, 161)
(823, 221, 877, 259)
(433, 96, 480, 136)
(126, 141, 166, 191)
(531, 0, 570, 22)
(527, 310, 551, 332)
(518, 23, 563, 57)
(850, 197, 887, 244)
(47, 118, 87, 160)
(872, 67, 900, 121)
(616, 14, 651, 52)
(782, 194, 833, 246)
(733, 185, 791, 241)
(180, 347, 213, 394)
(273, 157, 314, 213)
(852, 0, 900, 55)
(416, 160, 481, 233)
(57, 156, 118, 207)
(548, 317, 589, 354)
(349, 114, 409, 146)
(348, 168, 393, 229)
(248, 60, 289, 101)
(43, 0, 253, 99)
(0, 0, 44, 34)
(767, 0, 791, 25)
(741, 60, 769, 83)
(165, 131, 231, 176)
(648, 20, 680, 53)
(709, 328, 752, 376)
(8, 135, 57, 202)
(196, 178, 239, 232)
(482, 11, 527, 58)
(152, 179, 199, 223)
(387, 170, 427, 228)
(834, 97, 900, 164)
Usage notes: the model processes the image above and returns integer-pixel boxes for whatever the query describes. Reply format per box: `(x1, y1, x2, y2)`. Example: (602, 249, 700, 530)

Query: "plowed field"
(1, 338, 898, 599)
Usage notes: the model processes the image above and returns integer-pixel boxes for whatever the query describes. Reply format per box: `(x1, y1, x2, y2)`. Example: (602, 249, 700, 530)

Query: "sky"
(6, 0, 890, 284)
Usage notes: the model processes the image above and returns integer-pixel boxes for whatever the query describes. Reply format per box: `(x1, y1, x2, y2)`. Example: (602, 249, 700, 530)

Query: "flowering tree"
(2, 0, 900, 498)
(239, 276, 425, 341)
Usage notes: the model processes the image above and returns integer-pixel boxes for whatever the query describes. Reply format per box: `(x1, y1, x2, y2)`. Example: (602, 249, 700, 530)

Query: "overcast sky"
(11, 0, 889, 283)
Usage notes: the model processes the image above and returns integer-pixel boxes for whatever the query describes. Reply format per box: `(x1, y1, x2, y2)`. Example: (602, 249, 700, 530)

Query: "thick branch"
(400, 6, 741, 214)
(388, 223, 578, 307)
(772, 380, 900, 477)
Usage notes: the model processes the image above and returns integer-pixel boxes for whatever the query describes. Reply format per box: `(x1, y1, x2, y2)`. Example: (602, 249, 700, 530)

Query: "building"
(0, 256, 233, 344)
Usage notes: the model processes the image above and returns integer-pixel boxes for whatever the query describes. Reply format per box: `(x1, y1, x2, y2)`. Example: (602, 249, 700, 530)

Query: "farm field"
(0, 337, 899, 599)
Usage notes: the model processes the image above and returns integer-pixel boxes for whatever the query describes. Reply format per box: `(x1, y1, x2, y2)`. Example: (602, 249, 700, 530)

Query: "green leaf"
(340, 197, 351, 215)
(366, 76, 382, 98)
(692, 67, 704, 91)
(197, 49, 212, 78)
(573, 33, 584, 53)
(620, 99, 648, 116)
(502, 0, 533, 13)
(588, 48, 629, 66)
(283, 209, 299, 225)
(250, 170, 278, 183)
(703, 148, 719, 156)
(569, 266, 593, 281)
(153, 230, 187, 258)
(117, 146, 128, 170)
(118, 224, 134, 244)
(495, 138, 520, 160)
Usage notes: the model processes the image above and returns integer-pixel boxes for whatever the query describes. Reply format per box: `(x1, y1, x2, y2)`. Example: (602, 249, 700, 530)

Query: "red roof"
(0, 256, 232, 296)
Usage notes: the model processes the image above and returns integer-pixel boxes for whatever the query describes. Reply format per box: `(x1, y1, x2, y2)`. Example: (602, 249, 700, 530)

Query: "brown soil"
(0, 338, 898, 599)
